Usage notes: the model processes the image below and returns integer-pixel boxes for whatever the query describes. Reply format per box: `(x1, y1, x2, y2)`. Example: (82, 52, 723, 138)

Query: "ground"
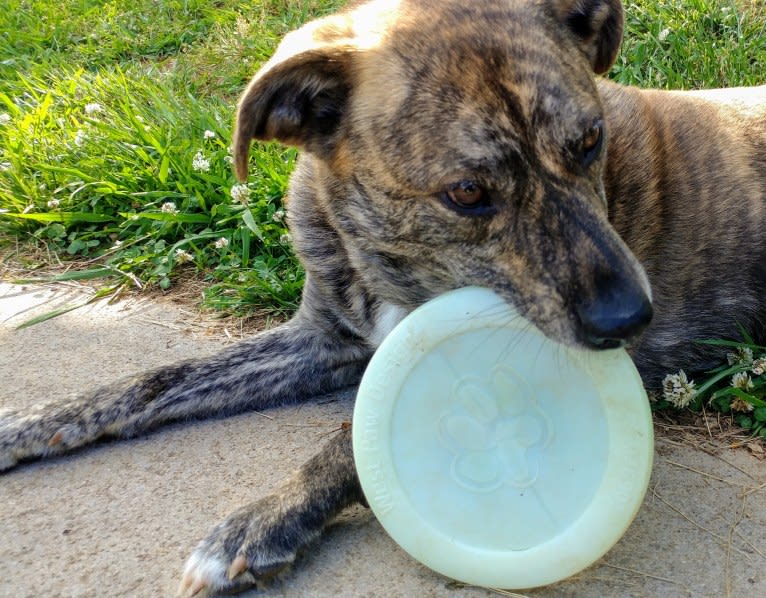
(1, 281, 765, 598)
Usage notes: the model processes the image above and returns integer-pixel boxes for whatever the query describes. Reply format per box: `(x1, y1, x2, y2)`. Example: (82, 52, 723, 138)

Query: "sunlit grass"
(0, 0, 343, 314)
(613, 0, 766, 88)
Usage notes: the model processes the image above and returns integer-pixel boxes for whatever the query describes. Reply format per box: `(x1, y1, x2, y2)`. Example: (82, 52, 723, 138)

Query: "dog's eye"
(439, 180, 495, 216)
(581, 121, 604, 168)
(445, 181, 485, 207)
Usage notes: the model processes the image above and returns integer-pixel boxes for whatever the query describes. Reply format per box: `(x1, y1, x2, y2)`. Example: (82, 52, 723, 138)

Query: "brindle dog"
(1, 0, 765, 596)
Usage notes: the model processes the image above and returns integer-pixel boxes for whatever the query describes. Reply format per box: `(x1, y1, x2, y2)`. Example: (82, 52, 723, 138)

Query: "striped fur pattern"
(1, 1, 765, 595)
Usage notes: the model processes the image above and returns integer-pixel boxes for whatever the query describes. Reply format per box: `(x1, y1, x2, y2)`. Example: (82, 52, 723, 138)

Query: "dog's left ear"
(233, 18, 359, 181)
(555, 0, 624, 74)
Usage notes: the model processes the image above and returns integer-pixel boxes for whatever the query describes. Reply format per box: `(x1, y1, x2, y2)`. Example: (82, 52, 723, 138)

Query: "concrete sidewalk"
(1, 281, 764, 598)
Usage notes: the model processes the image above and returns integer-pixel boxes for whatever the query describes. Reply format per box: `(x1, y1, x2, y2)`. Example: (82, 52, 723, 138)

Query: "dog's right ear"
(233, 30, 356, 181)
(554, 0, 624, 74)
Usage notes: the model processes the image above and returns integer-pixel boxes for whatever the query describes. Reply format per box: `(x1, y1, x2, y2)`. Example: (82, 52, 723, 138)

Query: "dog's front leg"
(179, 425, 361, 597)
(0, 315, 370, 470)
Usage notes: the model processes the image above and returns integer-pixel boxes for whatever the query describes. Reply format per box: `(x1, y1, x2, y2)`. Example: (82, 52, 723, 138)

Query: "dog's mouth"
(520, 293, 653, 352)
(488, 265, 653, 353)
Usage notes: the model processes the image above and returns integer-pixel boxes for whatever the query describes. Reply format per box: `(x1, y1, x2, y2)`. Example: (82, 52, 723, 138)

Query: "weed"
(659, 333, 766, 439)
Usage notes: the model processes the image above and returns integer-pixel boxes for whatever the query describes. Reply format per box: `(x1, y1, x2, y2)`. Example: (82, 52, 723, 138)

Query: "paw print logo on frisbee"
(438, 366, 553, 492)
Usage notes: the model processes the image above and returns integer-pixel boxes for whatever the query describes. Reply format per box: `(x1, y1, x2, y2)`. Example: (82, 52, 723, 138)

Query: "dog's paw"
(178, 550, 272, 598)
(178, 495, 317, 597)
(0, 407, 71, 472)
(0, 409, 29, 472)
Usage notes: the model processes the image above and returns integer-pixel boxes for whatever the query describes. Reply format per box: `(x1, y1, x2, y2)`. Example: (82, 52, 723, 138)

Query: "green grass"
(614, 0, 766, 88)
(0, 0, 764, 322)
(0, 0, 343, 315)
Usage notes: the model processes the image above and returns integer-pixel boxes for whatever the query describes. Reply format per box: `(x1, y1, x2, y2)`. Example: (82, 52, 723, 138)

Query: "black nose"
(576, 278, 653, 349)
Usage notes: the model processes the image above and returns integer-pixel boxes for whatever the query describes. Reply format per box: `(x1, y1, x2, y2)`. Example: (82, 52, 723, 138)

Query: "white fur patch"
(368, 303, 408, 348)
(178, 549, 228, 596)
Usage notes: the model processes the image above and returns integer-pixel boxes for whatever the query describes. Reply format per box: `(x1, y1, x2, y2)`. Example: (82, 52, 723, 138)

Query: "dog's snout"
(576, 277, 653, 349)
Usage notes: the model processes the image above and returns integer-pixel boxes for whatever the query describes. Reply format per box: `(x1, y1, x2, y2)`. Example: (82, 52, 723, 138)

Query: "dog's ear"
(233, 24, 356, 181)
(555, 0, 624, 74)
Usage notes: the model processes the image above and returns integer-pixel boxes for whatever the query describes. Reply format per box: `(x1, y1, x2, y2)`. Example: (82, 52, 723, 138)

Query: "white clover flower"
(752, 357, 766, 376)
(732, 371, 755, 392)
(662, 370, 696, 408)
(203, 130, 216, 140)
(161, 201, 179, 214)
(192, 151, 211, 172)
(214, 237, 229, 249)
(74, 129, 87, 147)
(279, 233, 293, 245)
(0, 113, 10, 125)
(658, 28, 671, 42)
(174, 248, 193, 263)
(230, 183, 251, 205)
(272, 208, 286, 222)
(47, 199, 60, 209)
(84, 103, 103, 115)
(731, 397, 754, 413)
(727, 346, 753, 366)
(224, 155, 234, 165)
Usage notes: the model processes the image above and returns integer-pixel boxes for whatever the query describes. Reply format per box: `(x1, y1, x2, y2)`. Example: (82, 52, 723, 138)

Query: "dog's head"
(233, 0, 652, 350)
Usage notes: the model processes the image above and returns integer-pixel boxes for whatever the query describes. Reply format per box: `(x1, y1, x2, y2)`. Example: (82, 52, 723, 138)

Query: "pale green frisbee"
(352, 286, 653, 589)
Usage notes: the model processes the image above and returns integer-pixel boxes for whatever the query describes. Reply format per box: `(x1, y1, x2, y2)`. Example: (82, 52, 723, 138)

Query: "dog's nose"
(575, 278, 653, 349)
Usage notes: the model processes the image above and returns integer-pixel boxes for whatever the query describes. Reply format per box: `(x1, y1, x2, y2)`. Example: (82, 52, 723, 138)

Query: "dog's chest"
(368, 303, 409, 348)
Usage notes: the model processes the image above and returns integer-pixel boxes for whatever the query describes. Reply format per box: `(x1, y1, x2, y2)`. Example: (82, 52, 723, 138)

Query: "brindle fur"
(1, 1, 765, 596)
